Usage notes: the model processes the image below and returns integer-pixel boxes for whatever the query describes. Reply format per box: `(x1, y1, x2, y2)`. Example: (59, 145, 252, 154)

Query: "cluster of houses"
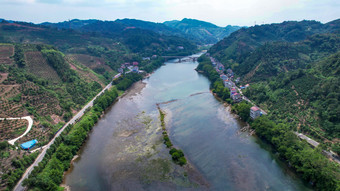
(209, 56, 243, 103)
(117, 61, 141, 74)
(208, 55, 264, 120)
(142, 55, 158, 61)
(210, 57, 225, 74)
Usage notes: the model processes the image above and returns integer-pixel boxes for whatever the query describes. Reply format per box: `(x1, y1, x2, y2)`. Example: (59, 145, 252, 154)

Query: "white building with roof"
(250, 106, 261, 120)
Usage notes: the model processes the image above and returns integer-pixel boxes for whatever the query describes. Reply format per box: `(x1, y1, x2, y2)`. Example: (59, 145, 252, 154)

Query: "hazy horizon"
(0, 0, 339, 27)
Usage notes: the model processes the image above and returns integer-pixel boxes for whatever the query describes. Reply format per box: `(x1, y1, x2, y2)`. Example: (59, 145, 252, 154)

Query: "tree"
(232, 101, 251, 121)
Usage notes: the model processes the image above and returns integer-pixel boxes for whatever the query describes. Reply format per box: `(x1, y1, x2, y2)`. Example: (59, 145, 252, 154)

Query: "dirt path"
(0, 116, 34, 145)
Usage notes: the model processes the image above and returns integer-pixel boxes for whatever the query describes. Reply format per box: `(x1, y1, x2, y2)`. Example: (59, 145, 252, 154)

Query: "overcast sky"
(0, 0, 339, 26)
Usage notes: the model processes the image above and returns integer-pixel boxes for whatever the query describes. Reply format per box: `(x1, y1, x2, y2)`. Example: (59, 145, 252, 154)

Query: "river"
(64, 53, 311, 191)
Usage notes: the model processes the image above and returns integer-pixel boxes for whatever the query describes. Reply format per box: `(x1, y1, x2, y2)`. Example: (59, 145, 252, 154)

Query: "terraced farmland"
(24, 51, 61, 83)
(0, 119, 27, 141)
(69, 54, 114, 73)
(0, 44, 14, 65)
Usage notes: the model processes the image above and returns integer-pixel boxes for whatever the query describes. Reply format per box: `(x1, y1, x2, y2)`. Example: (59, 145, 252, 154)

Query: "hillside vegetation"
(41, 18, 241, 45)
(0, 17, 196, 190)
(203, 18, 340, 190)
(207, 19, 340, 144)
(164, 18, 242, 44)
(209, 19, 340, 64)
(0, 43, 109, 190)
(197, 53, 340, 191)
(0, 19, 197, 58)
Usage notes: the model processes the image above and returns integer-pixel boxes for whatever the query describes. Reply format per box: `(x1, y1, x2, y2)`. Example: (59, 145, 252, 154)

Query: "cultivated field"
(69, 54, 114, 73)
(25, 51, 61, 83)
(0, 44, 14, 65)
(0, 119, 28, 141)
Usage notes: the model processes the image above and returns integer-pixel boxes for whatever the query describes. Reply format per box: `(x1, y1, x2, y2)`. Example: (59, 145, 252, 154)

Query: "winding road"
(0, 116, 33, 145)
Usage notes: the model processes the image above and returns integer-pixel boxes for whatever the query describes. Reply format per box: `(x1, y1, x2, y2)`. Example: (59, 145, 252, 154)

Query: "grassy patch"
(158, 107, 187, 166)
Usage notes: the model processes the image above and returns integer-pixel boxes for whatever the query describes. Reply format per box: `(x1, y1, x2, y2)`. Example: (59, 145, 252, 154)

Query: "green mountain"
(115, 18, 186, 37)
(164, 18, 242, 44)
(41, 19, 100, 30)
(200, 19, 340, 190)
(209, 19, 340, 64)
(42, 19, 187, 38)
(0, 20, 197, 58)
(77, 20, 197, 56)
(41, 18, 242, 46)
(235, 33, 340, 82)
(0, 18, 193, 189)
(206, 18, 340, 152)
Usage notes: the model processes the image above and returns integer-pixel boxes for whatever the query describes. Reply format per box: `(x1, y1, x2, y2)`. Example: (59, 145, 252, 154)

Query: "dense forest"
(164, 18, 242, 44)
(209, 19, 340, 64)
(41, 18, 242, 45)
(0, 19, 197, 59)
(243, 52, 340, 146)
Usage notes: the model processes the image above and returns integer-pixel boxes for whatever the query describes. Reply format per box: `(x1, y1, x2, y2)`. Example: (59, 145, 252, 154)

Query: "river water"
(64, 54, 311, 191)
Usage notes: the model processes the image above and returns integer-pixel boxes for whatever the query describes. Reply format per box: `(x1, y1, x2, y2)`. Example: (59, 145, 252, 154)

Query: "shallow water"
(64, 54, 311, 191)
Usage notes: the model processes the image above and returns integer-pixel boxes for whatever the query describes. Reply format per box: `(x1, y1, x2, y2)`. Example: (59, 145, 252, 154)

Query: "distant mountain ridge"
(0, 19, 197, 57)
(164, 18, 242, 44)
(40, 18, 242, 45)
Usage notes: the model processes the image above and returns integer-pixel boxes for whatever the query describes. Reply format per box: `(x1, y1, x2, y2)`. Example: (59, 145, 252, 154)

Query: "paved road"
(14, 82, 113, 191)
(0, 116, 33, 145)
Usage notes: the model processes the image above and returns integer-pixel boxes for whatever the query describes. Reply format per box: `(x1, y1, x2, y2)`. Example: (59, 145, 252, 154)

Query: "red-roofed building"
(250, 106, 261, 119)
(132, 62, 139, 66)
(230, 88, 237, 95)
(231, 93, 242, 102)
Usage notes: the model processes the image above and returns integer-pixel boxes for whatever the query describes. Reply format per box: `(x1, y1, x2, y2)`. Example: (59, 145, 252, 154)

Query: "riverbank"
(61, 53, 313, 190)
(158, 107, 210, 189)
(196, 54, 339, 190)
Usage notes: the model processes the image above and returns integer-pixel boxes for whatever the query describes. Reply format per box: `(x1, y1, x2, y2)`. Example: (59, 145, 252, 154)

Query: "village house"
(231, 92, 242, 102)
(230, 88, 237, 95)
(132, 66, 139, 72)
(235, 77, 240, 83)
(118, 68, 124, 74)
(220, 74, 228, 81)
(250, 106, 262, 120)
(132, 61, 139, 66)
(224, 80, 233, 89)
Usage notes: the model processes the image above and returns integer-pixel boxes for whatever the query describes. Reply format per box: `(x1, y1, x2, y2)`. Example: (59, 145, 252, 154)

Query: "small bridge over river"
(162, 56, 197, 63)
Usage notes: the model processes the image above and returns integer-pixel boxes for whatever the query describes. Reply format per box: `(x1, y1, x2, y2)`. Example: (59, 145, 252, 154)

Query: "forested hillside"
(41, 18, 241, 45)
(164, 18, 242, 44)
(206, 18, 340, 156)
(235, 33, 340, 82)
(0, 19, 197, 57)
(0, 43, 109, 189)
(243, 52, 340, 147)
(209, 19, 340, 64)
(0, 17, 193, 190)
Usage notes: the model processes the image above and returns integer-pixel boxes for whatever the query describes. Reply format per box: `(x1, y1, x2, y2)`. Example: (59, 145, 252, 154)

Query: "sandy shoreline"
(120, 80, 147, 98)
